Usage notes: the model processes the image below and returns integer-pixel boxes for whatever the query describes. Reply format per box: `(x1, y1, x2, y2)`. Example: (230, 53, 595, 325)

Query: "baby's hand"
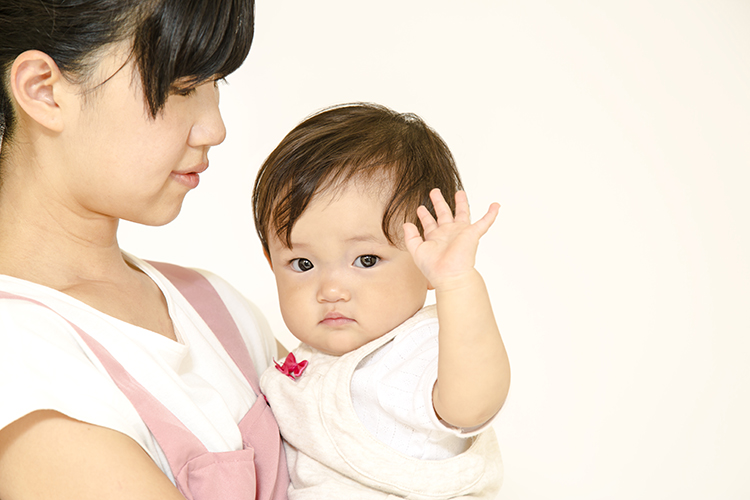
(403, 189, 499, 291)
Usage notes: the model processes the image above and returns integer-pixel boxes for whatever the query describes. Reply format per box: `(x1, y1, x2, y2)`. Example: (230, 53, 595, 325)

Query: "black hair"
(0, 0, 254, 149)
(253, 102, 464, 256)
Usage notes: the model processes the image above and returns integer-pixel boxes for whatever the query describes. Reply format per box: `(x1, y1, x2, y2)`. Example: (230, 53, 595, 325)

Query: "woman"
(0, 1, 288, 498)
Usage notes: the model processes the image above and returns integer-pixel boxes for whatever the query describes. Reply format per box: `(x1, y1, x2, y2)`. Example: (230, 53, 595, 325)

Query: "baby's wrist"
(431, 268, 483, 293)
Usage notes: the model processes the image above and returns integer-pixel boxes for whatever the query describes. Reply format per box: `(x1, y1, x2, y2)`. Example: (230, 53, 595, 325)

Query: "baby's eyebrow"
(345, 234, 388, 244)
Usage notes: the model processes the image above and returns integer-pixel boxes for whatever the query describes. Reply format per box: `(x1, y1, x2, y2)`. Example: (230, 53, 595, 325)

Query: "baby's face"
(266, 183, 430, 355)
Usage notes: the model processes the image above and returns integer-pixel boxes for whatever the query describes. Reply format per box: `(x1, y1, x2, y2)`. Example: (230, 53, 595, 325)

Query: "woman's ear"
(10, 50, 65, 133)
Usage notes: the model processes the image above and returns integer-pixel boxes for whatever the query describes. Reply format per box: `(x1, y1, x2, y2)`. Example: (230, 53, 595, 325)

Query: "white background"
(120, 1, 750, 498)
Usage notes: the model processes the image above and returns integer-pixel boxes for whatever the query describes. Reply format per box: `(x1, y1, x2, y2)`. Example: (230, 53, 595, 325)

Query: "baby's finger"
(417, 204, 438, 234)
(403, 222, 423, 256)
(453, 190, 471, 224)
(429, 188, 454, 225)
(471, 202, 500, 237)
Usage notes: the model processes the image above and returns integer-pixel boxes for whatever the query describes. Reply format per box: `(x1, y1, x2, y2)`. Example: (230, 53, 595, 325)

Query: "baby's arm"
(403, 189, 510, 429)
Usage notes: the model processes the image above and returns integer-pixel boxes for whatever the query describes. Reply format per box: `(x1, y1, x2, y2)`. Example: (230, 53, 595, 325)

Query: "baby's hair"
(252, 102, 463, 256)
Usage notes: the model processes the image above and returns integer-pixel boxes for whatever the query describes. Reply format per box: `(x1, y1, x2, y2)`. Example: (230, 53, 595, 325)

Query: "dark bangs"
(133, 0, 254, 117)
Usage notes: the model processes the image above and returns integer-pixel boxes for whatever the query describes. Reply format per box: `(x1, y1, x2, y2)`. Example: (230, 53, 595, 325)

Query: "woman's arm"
(0, 411, 185, 500)
(403, 189, 510, 429)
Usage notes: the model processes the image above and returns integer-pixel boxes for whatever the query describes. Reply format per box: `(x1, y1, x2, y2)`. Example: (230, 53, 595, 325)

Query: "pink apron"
(0, 262, 289, 500)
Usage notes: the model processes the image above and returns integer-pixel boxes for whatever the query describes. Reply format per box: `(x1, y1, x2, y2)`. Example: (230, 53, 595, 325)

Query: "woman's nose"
(187, 81, 227, 148)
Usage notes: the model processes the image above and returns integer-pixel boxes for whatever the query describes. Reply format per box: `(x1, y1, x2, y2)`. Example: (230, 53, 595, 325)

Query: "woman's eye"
(171, 86, 197, 97)
(290, 258, 314, 272)
(353, 255, 380, 268)
(170, 80, 199, 96)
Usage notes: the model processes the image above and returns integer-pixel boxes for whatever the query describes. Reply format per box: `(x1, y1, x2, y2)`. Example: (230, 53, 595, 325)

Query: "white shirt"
(0, 254, 275, 480)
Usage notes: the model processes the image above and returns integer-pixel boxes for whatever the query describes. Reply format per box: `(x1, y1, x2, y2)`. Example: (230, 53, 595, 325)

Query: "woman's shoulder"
(0, 287, 87, 350)
(0, 274, 95, 344)
(0, 287, 148, 446)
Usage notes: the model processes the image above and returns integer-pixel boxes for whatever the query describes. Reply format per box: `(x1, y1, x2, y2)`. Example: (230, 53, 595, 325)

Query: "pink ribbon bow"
(274, 352, 308, 380)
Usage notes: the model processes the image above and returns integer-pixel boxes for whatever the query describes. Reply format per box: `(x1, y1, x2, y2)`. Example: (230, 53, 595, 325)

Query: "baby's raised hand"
(403, 189, 499, 291)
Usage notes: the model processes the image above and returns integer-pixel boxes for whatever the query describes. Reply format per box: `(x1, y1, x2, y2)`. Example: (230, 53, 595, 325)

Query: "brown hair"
(252, 102, 463, 256)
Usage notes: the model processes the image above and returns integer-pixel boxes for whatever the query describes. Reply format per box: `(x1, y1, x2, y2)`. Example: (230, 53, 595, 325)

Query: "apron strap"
(0, 291, 205, 477)
(1, 265, 288, 498)
(148, 261, 263, 396)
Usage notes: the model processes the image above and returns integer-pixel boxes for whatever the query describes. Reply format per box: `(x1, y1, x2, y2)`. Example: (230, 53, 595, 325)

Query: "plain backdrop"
(119, 1, 750, 498)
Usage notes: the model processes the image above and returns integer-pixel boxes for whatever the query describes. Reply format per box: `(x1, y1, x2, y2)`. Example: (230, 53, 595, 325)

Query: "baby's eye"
(290, 258, 314, 272)
(353, 255, 380, 268)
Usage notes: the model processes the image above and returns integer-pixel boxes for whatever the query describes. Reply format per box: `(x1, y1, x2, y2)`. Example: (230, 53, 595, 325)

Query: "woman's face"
(54, 44, 227, 226)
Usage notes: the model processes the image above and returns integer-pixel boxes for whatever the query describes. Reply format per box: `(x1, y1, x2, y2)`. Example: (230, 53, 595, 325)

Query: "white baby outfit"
(261, 306, 503, 499)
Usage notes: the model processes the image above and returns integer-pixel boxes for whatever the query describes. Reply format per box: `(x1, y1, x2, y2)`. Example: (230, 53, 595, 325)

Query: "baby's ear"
(10, 50, 65, 133)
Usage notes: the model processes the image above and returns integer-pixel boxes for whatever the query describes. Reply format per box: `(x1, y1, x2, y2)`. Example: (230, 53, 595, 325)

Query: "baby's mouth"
(320, 312, 355, 326)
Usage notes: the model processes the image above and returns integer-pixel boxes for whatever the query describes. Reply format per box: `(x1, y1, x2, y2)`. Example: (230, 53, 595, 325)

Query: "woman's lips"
(171, 162, 208, 189)
(170, 171, 201, 188)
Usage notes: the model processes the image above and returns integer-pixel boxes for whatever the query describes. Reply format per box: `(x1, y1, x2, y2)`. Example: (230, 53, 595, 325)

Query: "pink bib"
(0, 262, 289, 500)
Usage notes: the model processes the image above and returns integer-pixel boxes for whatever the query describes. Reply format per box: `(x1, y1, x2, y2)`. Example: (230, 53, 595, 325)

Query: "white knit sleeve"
(351, 316, 496, 460)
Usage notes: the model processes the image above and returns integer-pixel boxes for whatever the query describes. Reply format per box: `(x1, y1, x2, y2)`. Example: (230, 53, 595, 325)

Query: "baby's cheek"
(277, 288, 302, 322)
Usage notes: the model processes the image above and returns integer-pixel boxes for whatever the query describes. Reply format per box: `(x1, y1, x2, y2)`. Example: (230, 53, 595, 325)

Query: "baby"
(254, 103, 509, 499)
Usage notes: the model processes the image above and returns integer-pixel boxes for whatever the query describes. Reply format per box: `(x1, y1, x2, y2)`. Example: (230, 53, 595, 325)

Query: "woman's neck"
(0, 184, 176, 340)
(0, 168, 127, 290)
